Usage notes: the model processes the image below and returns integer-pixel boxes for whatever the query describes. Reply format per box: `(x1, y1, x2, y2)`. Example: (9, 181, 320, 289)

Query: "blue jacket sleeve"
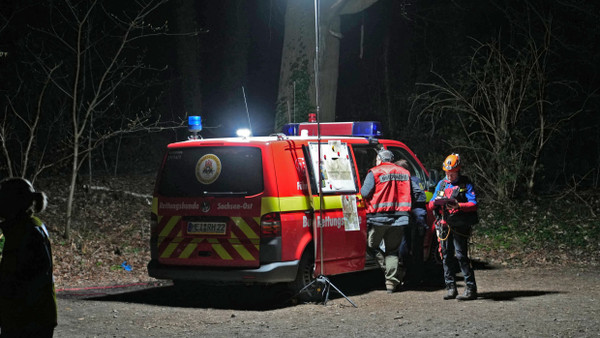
(410, 176, 426, 204)
(428, 180, 444, 210)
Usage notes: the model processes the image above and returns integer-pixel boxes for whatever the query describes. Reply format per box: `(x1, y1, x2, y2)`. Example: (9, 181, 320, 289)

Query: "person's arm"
(360, 172, 375, 199)
(410, 177, 426, 208)
(411, 177, 426, 205)
(457, 183, 477, 212)
(428, 180, 442, 210)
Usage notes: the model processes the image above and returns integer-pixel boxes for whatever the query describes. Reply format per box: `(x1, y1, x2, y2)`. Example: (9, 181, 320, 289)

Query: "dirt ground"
(55, 264, 600, 337)
(16, 175, 597, 337)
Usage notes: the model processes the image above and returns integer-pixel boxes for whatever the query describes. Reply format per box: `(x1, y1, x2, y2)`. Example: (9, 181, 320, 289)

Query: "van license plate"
(187, 222, 226, 235)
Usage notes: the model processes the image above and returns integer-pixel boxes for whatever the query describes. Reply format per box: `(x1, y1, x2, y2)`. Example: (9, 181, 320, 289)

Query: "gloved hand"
(446, 200, 459, 210)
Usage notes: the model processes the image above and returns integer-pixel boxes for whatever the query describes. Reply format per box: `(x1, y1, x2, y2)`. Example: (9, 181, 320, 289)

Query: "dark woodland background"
(1, 0, 598, 200)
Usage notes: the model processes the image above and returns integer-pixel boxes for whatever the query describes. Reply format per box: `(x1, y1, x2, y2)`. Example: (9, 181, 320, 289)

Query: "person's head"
(395, 159, 409, 170)
(0, 178, 47, 221)
(442, 153, 461, 182)
(376, 149, 394, 165)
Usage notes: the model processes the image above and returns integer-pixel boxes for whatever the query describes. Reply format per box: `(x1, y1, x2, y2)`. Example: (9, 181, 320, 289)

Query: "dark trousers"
(399, 211, 426, 282)
(440, 225, 476, 290)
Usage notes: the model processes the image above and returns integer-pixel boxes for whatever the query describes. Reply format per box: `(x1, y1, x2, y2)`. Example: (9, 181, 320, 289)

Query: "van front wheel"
(290, 248, 321, 302)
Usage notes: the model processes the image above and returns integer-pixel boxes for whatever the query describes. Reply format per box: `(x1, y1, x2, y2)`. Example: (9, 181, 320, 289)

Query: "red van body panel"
(148, 134, 433, 285)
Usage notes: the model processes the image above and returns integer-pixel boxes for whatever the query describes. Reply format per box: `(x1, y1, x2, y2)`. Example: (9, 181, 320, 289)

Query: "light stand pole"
(300, 0, 356, 308)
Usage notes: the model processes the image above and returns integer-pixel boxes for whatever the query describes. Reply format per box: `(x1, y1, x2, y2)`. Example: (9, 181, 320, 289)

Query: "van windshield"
(157, 146, 263, 197)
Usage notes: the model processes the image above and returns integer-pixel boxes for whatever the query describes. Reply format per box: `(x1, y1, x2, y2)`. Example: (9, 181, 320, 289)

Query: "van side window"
(387, 147, 426, 183)
(351, 145, 379, 183)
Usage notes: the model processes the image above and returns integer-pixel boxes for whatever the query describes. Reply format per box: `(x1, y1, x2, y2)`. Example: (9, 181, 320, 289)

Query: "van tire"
(290, 248, 320, 303)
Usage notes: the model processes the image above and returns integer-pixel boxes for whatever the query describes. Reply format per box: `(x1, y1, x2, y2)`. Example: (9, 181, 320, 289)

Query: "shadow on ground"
(477, 290, 562, 301)
(58, 275, 374, 311)
(472, 259, 495, 270)
(60, 262, 527, 310)
(56, 265, 448, 310)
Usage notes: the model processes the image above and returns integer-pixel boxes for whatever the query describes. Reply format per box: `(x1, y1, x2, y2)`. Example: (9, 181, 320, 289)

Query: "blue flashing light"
(188, 116, 202, 132)
(281, 123, 299, 136)
(281, 121, 383, 138)
(352, 121, 382, 137)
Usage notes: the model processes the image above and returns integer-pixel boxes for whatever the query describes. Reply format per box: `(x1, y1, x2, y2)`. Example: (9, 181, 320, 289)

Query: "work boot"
(385, 281, 398, 294)
(443, 285, 458, 300)
(457, 287, 477, 301)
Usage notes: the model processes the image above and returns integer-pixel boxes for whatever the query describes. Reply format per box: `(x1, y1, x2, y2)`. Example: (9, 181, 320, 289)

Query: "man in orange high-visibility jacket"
(361, 149, 414, 293)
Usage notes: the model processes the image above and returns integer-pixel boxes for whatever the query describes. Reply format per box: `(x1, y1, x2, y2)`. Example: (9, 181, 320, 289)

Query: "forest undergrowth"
(1, 175, 599, 289)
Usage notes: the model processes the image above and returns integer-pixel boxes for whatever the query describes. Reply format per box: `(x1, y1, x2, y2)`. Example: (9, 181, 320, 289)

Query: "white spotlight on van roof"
(236, 128, 252, 138)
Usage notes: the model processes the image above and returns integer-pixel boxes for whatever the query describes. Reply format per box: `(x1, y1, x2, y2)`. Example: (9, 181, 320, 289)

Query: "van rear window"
(157, 146, 263, 197)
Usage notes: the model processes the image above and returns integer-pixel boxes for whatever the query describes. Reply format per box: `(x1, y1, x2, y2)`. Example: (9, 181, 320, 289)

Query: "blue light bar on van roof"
(281, 121, 383, 138)
(188, 116, 202, 132)
(281, 123, 299, 137)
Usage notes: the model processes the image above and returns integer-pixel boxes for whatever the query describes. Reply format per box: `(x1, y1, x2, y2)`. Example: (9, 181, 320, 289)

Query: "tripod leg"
(322, 282, 331, 305)
(317, 275, 357, 308)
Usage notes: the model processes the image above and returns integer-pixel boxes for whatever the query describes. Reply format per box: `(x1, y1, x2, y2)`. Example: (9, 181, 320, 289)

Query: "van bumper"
(147, 259, 300, 284)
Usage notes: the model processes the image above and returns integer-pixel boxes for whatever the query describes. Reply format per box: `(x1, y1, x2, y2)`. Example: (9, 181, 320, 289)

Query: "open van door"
(304, 140, 367, 276)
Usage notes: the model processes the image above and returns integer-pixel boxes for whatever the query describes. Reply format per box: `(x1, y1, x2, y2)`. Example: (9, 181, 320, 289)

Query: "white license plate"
(187, 222, 227, 235)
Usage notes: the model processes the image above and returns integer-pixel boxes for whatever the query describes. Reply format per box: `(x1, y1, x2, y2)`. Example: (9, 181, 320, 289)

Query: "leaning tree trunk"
(275, 0, 378, 131)
(64, 137, 79, 239)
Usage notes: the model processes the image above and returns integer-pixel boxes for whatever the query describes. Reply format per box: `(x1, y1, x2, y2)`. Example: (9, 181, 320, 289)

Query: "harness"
(434, 178, 476, 240)
(436, 179, 469, 201)
(435, 215, 472, 241)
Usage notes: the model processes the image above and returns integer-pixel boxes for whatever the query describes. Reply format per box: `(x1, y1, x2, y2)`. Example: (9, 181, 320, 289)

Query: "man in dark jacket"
(0, 178, 57, 337)
(395, 159, 428, 286)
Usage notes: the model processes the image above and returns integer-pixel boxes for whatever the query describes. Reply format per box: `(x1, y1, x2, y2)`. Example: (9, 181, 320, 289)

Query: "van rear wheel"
(290, 248, 321, 302)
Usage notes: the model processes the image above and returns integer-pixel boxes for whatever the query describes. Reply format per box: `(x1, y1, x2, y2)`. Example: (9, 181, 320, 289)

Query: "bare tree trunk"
(87, 113, 93, 186)
(275, 0, 315, 129)
(275, 0, 378, 130)
(65, 141, 79, 239)
(63, 0, 88, 239)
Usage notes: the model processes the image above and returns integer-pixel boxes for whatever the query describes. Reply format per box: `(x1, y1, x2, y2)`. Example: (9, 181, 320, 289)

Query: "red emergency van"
(147, 118, 437, 300)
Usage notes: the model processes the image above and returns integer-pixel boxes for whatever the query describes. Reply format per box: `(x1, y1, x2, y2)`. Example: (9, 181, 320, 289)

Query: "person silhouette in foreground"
(0, 178, 57, 337)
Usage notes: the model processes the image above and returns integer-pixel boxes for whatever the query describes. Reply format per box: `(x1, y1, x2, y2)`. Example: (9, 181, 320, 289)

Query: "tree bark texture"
(275, 0, 377, 130)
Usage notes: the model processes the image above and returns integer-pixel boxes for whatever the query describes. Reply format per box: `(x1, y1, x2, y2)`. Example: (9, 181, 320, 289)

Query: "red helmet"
(442, 153, 461, 172)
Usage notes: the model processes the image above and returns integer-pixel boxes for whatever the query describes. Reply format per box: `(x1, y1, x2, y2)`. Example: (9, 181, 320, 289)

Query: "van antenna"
(242, 86, 253, 134)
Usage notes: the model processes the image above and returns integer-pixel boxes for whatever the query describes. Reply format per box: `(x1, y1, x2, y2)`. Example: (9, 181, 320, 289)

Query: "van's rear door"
(154, 145, 263, 268)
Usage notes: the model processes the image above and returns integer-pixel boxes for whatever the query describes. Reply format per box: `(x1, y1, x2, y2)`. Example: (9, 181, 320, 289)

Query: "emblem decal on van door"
(196, 154, 222, 184)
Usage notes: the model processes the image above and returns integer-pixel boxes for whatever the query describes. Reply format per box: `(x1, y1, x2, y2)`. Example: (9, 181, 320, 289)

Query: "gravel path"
(55, 265, 600, 337)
